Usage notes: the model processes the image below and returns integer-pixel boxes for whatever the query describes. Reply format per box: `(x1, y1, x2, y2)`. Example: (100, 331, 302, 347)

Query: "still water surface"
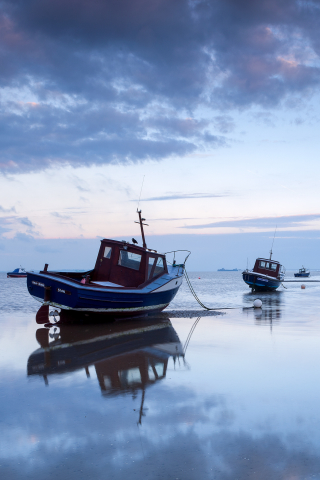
(1, 271, 320, 479)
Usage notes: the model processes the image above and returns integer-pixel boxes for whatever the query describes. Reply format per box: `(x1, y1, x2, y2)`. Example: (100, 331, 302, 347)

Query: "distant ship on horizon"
(217, 268, 240, 272)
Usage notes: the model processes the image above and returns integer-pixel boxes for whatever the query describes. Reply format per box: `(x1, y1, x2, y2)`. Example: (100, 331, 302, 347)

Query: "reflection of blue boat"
(242, 257, 285, 292)
(27, 315, 183, 391)
(7, 267, 27, 278)
(27, 211, 189, 319)
(294, 266, 310, 277)
(28, 313, 184, 423)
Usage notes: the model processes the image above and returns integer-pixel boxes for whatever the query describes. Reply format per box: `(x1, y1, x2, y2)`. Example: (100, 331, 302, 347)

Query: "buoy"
(198, 277, 201, 279)
(253, 299, 262, 308)
(301, 284, 305, 289)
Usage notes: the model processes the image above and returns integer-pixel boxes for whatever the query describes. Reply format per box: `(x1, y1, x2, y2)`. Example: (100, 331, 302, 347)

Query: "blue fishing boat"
(26, 210, 190, 319)
(7, 267, 27, 278)
(294, 266, 310, 277)
(242, 256, 285, 292)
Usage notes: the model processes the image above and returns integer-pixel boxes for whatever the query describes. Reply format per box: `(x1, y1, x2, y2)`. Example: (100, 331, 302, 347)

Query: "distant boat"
(242, 256, 285, 292)
(7, 267, 27, 278)
(294, 266, 310, 278)
(242, 227, 285, 292)
(217, 268, 240, 272)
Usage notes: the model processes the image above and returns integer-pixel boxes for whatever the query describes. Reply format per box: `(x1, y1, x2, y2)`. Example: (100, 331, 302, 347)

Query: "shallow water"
(1, 271, 320, 479)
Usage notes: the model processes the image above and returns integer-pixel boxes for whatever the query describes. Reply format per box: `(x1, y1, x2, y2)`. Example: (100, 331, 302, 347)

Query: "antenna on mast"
(137, 175, 145, 211)
(135, 175, 148, 248)
(270, 225, 277, 260)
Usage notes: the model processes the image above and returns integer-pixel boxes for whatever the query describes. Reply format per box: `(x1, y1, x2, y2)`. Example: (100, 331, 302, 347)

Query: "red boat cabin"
(90, 239, 168, 288)
(252, 258, 280, 279)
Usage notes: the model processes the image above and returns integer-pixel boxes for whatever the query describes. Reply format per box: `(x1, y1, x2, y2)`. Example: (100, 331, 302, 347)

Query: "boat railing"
(278, 265, 286, 278)
(164, 250, 191, 274)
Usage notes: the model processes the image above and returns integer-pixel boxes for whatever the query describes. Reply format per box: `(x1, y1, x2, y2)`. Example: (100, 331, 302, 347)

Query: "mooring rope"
(184, 269, 253, 311)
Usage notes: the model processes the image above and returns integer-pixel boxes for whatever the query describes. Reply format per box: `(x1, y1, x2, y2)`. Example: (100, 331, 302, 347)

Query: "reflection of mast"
(183, 317, 201, 354)
(137, 388, 146, 425)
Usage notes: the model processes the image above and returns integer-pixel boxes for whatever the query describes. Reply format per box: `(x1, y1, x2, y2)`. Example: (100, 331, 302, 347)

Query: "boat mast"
(135, 209, 148, 249)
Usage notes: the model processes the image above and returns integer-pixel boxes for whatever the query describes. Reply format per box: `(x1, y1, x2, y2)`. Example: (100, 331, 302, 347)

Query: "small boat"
(242, 256, 285, 292)
(26, 210, 190, 319)
(7, 267, 27, 278)
(294, 266, 310, 278)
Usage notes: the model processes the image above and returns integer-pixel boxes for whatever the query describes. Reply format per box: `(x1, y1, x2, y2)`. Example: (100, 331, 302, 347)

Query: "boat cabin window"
(148, 257, 156, 278)
(153, 257, 165, 277)
(148, 362, 165, 380)
(264, 262, 277, 270)
(118, 251, 142, 271)
(119, 368, 141, 386)
(154, 362, 165, 377)
(103, 246, 112, 259)
(103, 376, 112, 389)
(259, 260, 277, 271)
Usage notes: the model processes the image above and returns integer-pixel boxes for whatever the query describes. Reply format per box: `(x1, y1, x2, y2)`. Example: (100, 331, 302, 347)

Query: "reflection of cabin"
(91, 240, 168, 287)
(96, 349, 168, 396)
(253, 258, 281, 279)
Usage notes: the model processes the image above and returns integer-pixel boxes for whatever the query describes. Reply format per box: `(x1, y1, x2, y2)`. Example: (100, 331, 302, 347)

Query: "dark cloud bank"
(1, 0, 320, 172)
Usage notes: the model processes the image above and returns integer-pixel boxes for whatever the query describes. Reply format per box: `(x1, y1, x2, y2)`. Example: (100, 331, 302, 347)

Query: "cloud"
(0, 214, 37, 238)
(149, 217, 198, 221)
(18, 216, 34, 228)
(0, 205, 16, 213)
(0, 1, 320, 172)
(140, 193, 228, 202)
(50, 212, 72, 220)
(181, 213, 320, 229)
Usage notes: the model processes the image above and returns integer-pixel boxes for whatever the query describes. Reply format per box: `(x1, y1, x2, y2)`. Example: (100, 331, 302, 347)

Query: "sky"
(1, 0, 320, 270)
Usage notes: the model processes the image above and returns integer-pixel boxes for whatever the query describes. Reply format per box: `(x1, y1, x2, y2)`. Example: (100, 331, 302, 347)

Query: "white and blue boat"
(27, 211, 189, 319)
(242, 256, 285, 292)
(294, 266, 310, 278)
(7, 267, 27, 278)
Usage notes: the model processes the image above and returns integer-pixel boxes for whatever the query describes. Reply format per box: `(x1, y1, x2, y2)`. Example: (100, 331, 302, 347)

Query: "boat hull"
(242, 272, 282, 291)
(7, 273, 27, 278)
(294, 273, 310, 277)
(27, 271, 183, 317)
